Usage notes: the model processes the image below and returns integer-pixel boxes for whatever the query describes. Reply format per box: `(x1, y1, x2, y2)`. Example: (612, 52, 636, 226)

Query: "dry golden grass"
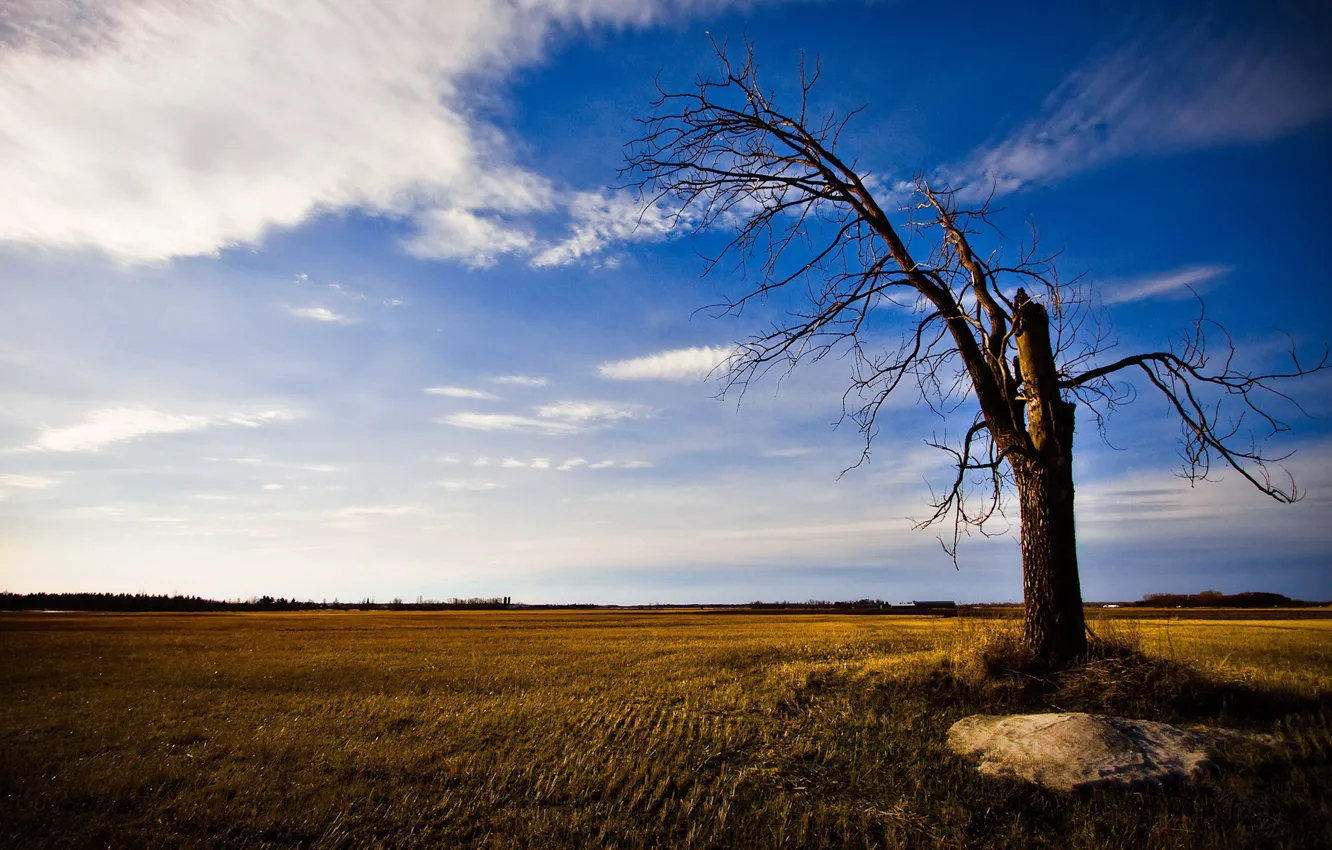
(1, 611, 1329, 848)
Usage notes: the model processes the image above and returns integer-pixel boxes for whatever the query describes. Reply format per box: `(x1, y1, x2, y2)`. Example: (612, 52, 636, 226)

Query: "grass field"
(2, 611, 1330, 848)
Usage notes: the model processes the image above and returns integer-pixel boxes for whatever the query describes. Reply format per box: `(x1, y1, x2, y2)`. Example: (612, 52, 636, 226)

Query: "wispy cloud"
(531, 191, 681, 267)
(26, 407, 299, 453)
(202, 456, 339, 472)
(534, 401, 654, 423)
(598, 346, 736, 381)
(425, 386, 500, 400)
(442, 400, 654, 435)
(498, 457, 554, 469)
(326, 505, 431, 523)
(491, 456, 644, 471)
(1101, 264, 1232, 305)
(438, 479, 502, 492)
(405, 207, 540, 269)
(288, 306, 355, 325)
(492, 375, 549, 387)
(326, 283, 365, 300)
(440, 412, 583, 436)
(953, 26, 1332, 195)
(0, 474, 62, 489)
(226, 411, 301, 428)
(764, 448, 811, 458)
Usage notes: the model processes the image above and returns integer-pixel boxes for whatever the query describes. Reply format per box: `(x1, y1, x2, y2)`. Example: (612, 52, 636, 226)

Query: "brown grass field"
(2, 611, 1330, 848)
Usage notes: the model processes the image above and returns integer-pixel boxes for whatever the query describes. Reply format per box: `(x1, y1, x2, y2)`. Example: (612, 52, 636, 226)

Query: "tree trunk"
(1013, 291, 1087, 664)
(1014, 447, 1086, 664)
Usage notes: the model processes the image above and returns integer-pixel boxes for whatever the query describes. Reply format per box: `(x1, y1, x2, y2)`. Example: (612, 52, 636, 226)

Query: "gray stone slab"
(947, 712, 1246, 791)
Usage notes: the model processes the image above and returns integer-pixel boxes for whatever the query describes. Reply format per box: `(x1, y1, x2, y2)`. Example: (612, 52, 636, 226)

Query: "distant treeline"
(750, 599, 893, 609)
(0, 593, 515, 612)
(2, 591, 1320, 613)
(1132, 591, 1317, 608)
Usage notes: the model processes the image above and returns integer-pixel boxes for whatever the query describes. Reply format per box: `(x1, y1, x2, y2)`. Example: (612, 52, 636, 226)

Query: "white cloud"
(328, 504, 429, 520)
(327, 283, 365, 300)
(425, 386, 500, 400)
(442, 412, 583, 435)
(405, 206, 539, 268)
(225, 411, 302, 428)
(531, 190, 682, 267)
(435, 456, 461, 464)
(438, 479, 502, 492)
(0, 474, 62, 489)
(952, 28, 1332, 196)
(764, 447, 811, 458)
(1100, 264, 1232, 305)
(0, 0, 741, 265)
(288, 306, 355, 325)
(262, 483, 284, 491)
(25, 406, 299, 452)
(598, 346, 735, 381)
(498, 457, 553, 469)
(384, 299, 404, 307)
(534, 400, 655, 423)
(550, 457, 650, 471)
(441, 400, 654, 435)
(203, 456, 339, 472)
(492, 375, 549, 386)
(29, 407, 208, 452)
(473, 457, 491, 467)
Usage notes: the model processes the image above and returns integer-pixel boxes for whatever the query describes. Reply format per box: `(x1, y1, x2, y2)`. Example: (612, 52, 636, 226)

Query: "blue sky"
(2, 0, 1330, 603)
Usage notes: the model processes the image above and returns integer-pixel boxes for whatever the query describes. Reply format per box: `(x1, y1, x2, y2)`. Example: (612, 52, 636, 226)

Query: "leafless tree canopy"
(624, 42, 1328, 558)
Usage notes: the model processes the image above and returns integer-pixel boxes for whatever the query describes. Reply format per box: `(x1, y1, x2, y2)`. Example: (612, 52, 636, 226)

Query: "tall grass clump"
(919, 612, 1328, 727)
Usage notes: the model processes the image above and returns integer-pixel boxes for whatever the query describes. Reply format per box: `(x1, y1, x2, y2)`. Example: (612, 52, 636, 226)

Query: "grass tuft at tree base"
(921, 617, 1332, 727)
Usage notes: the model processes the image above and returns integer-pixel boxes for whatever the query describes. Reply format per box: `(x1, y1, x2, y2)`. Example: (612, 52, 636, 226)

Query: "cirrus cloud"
(491, 375, 549, 387)
(425, 386, 500, 400)
(1100, 264, 1232, 305)
(288, 306, 356, 325)
(951, 24, 1332, 197)
(0, 474, 62, 489)
(440, 400, 654, 435)
(24, 406, 299, 453)
(598, 345, 736, 381)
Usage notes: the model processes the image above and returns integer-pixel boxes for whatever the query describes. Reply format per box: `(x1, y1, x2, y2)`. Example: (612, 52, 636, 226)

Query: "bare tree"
(624, 44, 1328, 666)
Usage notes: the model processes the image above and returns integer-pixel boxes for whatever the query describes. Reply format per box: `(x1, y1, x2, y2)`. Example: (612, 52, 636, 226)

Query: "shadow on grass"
(906, 623, 1332, 729)
(991, 655, 1327, 727)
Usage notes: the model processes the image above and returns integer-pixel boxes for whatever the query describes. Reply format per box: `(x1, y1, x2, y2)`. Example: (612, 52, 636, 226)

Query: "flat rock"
(946, 712, 1237, 792)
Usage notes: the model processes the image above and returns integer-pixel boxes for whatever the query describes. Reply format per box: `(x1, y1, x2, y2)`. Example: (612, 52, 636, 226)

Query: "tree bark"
(1014, 450, 1086, 663)
(1013, 292, 1087, 664)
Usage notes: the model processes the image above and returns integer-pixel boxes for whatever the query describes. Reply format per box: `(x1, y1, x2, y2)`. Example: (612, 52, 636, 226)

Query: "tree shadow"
(961, 650, 1329, 728)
